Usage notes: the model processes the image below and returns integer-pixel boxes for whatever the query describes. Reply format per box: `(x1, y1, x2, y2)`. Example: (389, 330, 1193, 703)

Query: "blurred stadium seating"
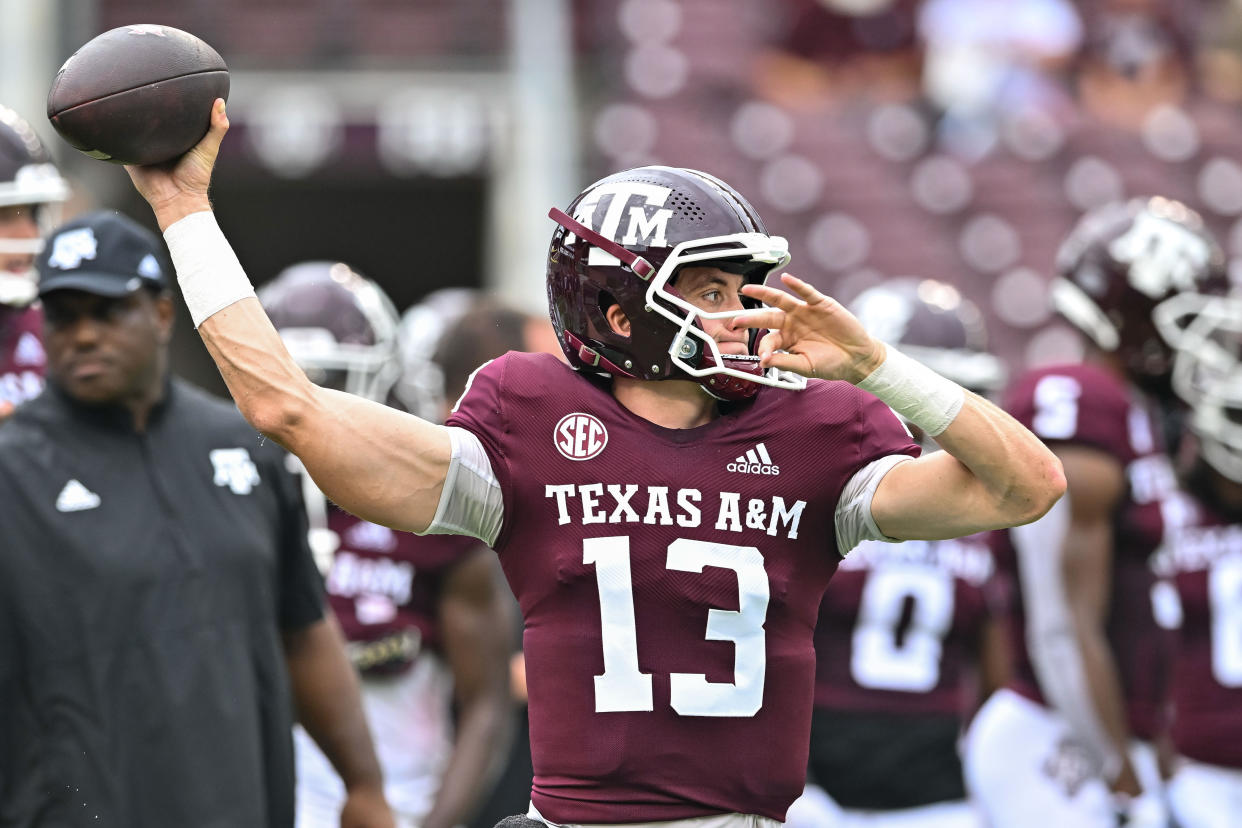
(574, 0, 1242, 375)
(56, 0, 1242, 384)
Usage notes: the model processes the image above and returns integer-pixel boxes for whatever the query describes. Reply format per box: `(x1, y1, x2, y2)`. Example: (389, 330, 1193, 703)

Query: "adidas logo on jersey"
(727, 442, 780, 475)
(56, 479, 101, 512)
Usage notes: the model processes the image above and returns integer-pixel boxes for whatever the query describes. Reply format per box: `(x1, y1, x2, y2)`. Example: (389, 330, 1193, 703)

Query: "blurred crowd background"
(4, 0, 1241, 396)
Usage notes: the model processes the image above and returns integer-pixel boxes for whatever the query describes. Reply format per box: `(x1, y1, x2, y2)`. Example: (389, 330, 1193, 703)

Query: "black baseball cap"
(36, 210, 169, 298)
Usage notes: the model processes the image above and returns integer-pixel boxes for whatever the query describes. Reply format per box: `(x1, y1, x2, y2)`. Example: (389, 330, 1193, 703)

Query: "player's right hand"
(124, 97, 228, 230)
(737, 272, 886, 385)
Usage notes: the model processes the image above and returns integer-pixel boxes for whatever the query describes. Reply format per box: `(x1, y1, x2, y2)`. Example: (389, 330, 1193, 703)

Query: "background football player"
(964, 196, 1230, 827)
(787, 278, 1009, 828)
(1149, 291, 1242, 826)
(418, 295, 565, 828)
(259, 262, 516, 828)
(0, 105, 69, 418)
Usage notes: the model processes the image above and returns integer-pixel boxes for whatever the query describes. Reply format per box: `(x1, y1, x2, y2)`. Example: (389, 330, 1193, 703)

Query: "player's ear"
(604, 303, 631, 337)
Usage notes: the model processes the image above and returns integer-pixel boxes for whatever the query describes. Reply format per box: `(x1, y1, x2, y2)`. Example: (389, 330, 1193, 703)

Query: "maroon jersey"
(995, 362, 1172, 739)
(323, 507, 480, 672)
(1150, 493, 1242, 768)
(446, 352, 919, 823)
(813, 534, 1001, 716)
(0, 305, 45, 407)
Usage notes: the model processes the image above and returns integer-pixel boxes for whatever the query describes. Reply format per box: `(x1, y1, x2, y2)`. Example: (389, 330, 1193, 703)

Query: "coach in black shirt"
(0, 211, 394, 827)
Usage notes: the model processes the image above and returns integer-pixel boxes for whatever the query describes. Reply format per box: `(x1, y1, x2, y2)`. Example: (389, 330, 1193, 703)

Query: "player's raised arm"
(739, 273, 1066, 540)
(125, 99, 450, 533)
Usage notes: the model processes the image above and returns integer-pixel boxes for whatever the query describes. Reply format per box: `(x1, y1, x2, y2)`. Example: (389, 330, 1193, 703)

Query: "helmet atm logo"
(555, 412, 609, 461)
(572, 181, 673, 265)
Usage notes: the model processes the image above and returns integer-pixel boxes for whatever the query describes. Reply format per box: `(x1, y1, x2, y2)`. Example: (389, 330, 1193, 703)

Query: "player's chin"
(716, 341, 749, 356)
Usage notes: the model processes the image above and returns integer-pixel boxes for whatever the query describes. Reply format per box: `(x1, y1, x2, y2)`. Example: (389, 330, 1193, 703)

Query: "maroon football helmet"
(1051, 196, 1229, 395)
(848, 277, 1006, 394)
(546, 166, 803, 400)
(0, 106, 69, 307)
(258, 261, 401, 404)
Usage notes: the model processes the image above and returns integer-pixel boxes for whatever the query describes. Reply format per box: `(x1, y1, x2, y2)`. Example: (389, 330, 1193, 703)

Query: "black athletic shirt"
(0, 379, 324, 827)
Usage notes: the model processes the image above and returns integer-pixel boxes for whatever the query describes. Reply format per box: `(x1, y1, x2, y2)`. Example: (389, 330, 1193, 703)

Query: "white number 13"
(584, 536, 770, 717)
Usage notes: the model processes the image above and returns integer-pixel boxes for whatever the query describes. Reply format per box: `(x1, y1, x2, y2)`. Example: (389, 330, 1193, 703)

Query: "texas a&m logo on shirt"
(209, 448, 261, 494)
(555, 412, 608, 461)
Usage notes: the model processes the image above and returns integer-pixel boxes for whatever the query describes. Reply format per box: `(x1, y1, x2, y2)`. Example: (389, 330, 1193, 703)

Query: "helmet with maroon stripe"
(258, 261, 402, 405)
(0, 105, 69, 307)
(546, 165, 803, 400)
(1051, 195, 1228, 396)
(848, 277, 1006, 394)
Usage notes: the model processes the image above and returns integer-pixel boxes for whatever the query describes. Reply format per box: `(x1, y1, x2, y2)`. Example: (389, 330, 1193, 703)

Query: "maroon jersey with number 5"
(0, 306, 45, 407)
(446, 352, 919, 823)
(994, 362, 1173, 739)
(1151, 493, 1242, 768)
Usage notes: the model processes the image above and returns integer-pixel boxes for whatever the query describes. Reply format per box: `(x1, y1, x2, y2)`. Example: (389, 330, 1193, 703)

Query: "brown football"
(47, 24, 229, 166)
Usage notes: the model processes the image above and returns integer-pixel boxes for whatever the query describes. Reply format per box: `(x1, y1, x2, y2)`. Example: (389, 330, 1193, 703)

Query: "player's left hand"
(339, 784, 396, 828)
(737, 273, 886, 384)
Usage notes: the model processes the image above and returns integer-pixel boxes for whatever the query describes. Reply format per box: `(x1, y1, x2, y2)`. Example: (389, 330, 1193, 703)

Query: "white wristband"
(857, 346, 965, 437)
(162, 211, 256, 328)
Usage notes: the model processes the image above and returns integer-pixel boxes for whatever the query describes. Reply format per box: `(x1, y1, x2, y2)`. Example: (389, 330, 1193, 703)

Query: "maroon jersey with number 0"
(1151, 493, 1242, 768)
(813, 534, 1001, 715)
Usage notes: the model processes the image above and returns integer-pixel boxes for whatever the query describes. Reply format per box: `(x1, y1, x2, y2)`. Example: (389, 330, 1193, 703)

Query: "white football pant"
(783, 782, 979, 828)
(1166, 759, 1242, 828)
(295, 654, 455, 828)
(963, 689, 1166, 828)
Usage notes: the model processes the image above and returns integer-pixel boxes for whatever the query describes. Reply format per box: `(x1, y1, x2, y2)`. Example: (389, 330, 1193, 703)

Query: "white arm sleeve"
(421, 426, 504, 546)
(1013, 494, 1123, 779)
(834, 454, 914, 556)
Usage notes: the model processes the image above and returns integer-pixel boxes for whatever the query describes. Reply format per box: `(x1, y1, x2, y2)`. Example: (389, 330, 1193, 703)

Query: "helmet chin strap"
(697, 352, 765, 400)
